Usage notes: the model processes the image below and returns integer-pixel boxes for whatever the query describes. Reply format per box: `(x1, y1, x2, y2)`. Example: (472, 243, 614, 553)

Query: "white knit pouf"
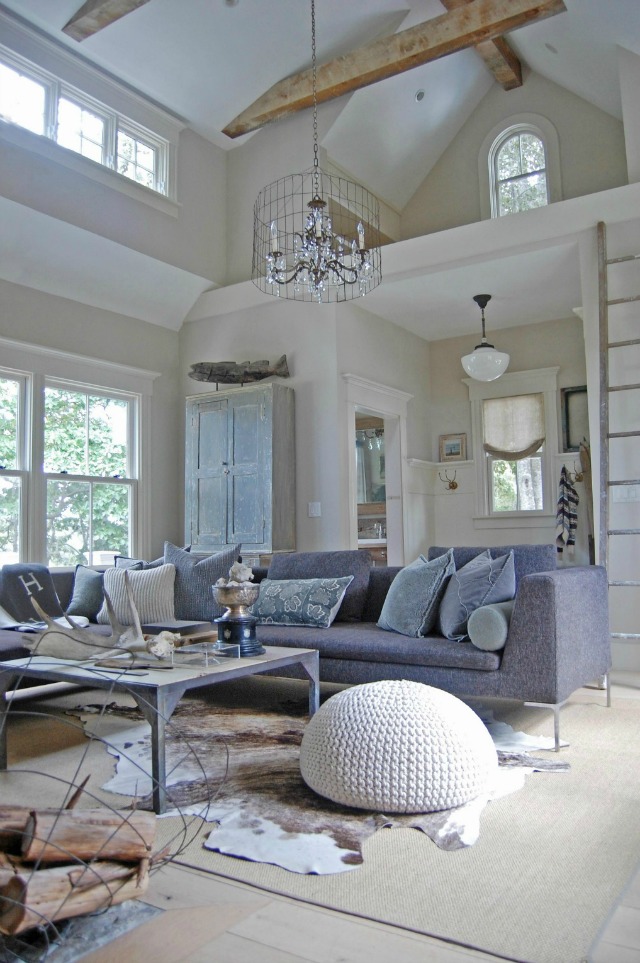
(300, 680, 498, 813)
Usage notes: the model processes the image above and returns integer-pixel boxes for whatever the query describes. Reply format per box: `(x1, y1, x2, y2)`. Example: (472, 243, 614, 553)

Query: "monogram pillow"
(0, 564, 64, 621)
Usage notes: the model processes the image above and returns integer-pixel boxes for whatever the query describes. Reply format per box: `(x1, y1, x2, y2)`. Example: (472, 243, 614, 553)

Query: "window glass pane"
(491, 455, 543, 512)
(0, 476, 21, 565)
(92, 482, 130, 563)
(44, 387, 87, 474)
(47, 478, 90, 565)
(117, 129, 156, 189)
(496, 135, 523, 179)
(57, 96, 104, 162)
(498, 172, 548, 216)
(88, 396, 128, 476)
(0, 377, 20, 469)
(0, 62, 46, 134)
(520, 133, 545, 173)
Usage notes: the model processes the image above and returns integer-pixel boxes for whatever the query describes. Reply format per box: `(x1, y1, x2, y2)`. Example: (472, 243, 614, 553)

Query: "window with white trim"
(466, 368, 560, 523)
(490, 125, 549, 218)
(1, 370, 139, 566)
(0, 47, 167, 196)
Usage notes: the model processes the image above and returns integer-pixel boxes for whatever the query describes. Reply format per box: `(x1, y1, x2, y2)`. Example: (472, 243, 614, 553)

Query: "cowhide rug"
(76, 696, 568, 875)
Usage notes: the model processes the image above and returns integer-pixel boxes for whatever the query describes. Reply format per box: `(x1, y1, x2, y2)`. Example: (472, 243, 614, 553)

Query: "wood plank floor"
(78, 672, 640, 963)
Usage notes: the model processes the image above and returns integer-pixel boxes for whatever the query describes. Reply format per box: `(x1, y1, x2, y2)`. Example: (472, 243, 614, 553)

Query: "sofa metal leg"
(604, 671, 612, 707)
(524, 700, 565, 751)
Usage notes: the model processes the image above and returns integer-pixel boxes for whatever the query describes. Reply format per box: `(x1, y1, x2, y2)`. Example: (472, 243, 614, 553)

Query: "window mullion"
(29, 372, 46, 562)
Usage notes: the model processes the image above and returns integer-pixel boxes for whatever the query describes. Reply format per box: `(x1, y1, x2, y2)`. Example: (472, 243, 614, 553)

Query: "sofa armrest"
(498, 566, 611, 704)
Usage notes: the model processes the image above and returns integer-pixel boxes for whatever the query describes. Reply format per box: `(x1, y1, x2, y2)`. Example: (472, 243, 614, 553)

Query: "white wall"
(0, 278, 183, 559)
(401, 70, 628, 239)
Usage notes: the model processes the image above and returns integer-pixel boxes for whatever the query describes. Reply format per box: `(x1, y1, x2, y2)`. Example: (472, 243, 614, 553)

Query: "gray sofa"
(250, 545, 611, 747)
(0, 545, 611, 746)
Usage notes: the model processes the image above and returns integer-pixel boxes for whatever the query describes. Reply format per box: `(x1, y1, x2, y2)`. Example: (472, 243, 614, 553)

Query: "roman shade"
(482, 393, 545, 459)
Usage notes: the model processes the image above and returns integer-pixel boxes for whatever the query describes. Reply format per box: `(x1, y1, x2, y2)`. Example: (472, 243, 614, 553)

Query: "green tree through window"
(493, 129, 548, 217)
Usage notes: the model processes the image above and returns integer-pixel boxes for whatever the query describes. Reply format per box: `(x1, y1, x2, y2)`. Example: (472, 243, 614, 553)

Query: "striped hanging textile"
(556, 464, 579, 555)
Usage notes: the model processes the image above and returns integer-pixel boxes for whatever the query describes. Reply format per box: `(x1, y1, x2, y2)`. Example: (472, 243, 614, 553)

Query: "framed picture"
(561, 386, 589, 452)
(439, 433, 467, 462)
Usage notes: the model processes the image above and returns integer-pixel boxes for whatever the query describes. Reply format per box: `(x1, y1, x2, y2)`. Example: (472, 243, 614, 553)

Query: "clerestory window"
(0, 47, 168, 197)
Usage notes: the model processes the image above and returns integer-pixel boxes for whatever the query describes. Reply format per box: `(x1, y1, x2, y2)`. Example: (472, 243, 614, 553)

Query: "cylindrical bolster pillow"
(467, 600, 515, 651)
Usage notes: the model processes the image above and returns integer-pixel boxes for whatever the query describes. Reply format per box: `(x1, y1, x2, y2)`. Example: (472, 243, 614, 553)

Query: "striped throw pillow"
(97, 564, 176, 626)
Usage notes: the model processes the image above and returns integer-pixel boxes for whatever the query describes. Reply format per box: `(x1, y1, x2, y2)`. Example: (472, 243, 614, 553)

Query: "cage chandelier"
(251, 0, 382, 304)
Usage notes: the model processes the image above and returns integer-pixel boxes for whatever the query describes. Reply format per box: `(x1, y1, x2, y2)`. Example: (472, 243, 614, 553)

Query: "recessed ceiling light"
(415, 89, 425, 103)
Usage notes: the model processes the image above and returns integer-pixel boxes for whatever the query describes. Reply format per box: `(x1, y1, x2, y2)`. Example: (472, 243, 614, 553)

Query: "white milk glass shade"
(461, 343, 510, 381)
(462, 294, 510, 381)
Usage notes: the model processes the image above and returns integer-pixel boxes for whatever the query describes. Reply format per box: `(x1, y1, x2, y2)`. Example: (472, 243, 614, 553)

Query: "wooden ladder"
(597, 221, 640, 653)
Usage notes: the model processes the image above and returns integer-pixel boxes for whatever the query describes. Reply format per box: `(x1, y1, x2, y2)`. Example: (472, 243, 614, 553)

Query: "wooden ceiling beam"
(439, 0, 522, 89)
(223, 0, 565, 139)
(62, 0, 153, 42)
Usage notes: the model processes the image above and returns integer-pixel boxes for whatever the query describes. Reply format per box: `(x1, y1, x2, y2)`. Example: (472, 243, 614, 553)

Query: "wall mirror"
(356, 415, 386, 540)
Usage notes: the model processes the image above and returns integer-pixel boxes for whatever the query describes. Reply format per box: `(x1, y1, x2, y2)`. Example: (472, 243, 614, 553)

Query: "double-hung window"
(43, 383, 136, 566)
(0, 342, 156, 566)
(466, 368, 560, 525)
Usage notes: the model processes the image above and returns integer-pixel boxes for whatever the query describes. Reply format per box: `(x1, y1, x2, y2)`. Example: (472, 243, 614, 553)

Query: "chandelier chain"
(311, 0, 319, 189)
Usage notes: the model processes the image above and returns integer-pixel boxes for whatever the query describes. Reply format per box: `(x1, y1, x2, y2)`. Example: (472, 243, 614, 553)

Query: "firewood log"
(0, 808, 30, 855)
(21, 810, 156, 864)
(0, 858, 149, 935)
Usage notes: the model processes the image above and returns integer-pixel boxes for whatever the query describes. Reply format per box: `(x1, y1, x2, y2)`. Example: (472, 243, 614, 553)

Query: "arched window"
(490, 126, 549, 218)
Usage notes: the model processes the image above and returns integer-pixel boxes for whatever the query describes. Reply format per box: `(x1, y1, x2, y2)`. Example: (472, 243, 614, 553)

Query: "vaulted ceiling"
(1, 0, 639, 336)
(4, 0, 638, 212)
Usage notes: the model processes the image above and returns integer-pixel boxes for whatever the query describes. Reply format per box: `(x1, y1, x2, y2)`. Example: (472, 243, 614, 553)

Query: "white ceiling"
(1, 0, 639, 337)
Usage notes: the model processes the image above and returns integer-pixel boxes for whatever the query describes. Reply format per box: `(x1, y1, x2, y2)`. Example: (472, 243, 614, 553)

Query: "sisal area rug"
(3, 677, 639, 963)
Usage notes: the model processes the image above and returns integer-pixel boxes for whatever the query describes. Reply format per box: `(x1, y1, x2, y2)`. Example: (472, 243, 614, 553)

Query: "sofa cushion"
(164, 541, 240, 621)
(252, 576, 353, 628)
(0, 564, 64, 621)
(267, 551, 371, 622)
(65, 565, 105, 621)
(438, 550, 515, 641)
(467, 600, 515, 652)
(377, 549, 455, 637)
(97, 564, 176, 625)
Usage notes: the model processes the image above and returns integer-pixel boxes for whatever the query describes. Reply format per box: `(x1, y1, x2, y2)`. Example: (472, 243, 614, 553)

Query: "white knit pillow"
(97, 564, 176, 625)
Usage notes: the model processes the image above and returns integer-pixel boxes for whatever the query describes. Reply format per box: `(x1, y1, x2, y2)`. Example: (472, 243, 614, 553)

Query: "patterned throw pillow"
(96, 564, 176, 625)
(0, 563, 64, 621)
(377, 549, 455, 637)
(438, 550, 516, 641)
(164, 542, 241, 621)
(252, 577, 354, 628)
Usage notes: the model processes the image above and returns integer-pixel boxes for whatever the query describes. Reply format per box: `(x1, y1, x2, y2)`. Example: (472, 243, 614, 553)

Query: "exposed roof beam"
(439, 0, 522, 89)
(223, 0, 565, 139)
(62, 0, 153, 42)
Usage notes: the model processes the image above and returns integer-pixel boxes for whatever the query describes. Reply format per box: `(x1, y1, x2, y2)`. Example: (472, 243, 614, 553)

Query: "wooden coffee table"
(0, 646, 319, 814)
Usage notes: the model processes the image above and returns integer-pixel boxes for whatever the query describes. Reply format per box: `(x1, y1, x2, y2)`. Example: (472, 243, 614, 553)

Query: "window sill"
(473, 513, 556, 529)
(0, 122, 180, 217)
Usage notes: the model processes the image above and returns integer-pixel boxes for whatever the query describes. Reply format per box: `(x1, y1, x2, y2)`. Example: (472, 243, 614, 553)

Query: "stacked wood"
(0, 807, 156, 936)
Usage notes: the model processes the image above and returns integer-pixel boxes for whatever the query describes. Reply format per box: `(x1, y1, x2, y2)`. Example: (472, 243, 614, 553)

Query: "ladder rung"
(608, 339, 640, 349)
(608, 383, 640, 392)
(608, 432, 640, 440)
(611, 632, 640, 640)
(607, 529, 640, 535)
(607, 253, 640, 264)
(609, 580, 640, 587)
(607, 295, 640, 305)
(608, 478, 640, 485)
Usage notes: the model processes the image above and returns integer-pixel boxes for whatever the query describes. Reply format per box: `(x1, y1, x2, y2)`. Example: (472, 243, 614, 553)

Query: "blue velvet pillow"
(66, 565, 105, 621)
(438, 550, 516, 641)
(252, 577, 354, 628)
(377, 549, 455, 637)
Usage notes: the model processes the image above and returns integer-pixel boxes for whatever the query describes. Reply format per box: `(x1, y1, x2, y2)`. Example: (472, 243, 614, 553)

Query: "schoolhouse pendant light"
(251, 0, 382, 303)
(461, 294, 510, 382)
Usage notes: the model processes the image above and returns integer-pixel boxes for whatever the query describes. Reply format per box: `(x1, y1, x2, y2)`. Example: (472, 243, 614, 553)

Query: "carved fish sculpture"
(188, 354, 289, 386)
